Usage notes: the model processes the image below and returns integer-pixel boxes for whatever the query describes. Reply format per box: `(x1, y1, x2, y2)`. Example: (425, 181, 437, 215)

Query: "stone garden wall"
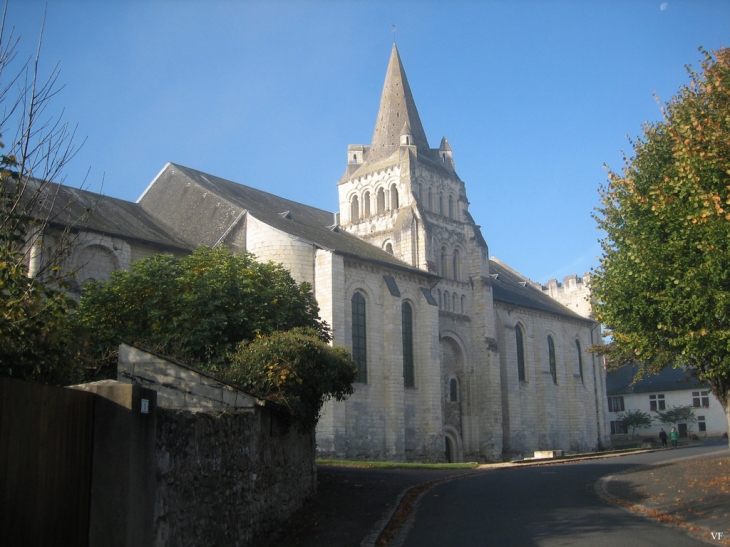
(118, 344, 316, 547)
(154, 407, 315, 547)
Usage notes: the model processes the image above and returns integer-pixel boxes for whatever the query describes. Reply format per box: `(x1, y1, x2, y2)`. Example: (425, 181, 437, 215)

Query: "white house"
(606, 364, 727, 439)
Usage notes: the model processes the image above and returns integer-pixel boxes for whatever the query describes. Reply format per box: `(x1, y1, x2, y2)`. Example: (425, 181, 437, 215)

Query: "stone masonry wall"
(154, 408, 315, 547)
(245, 215, 316, 286)
(542, 273, 593, 319)
(318, 259, 443, 462)
(117, 344, 316, 547)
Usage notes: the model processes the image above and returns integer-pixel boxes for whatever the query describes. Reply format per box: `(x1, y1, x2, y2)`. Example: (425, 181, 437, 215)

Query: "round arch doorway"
(444, 427, 463, 463)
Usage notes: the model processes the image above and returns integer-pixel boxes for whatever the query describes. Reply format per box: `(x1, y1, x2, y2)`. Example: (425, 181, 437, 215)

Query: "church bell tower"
(337, 44, 488, 280)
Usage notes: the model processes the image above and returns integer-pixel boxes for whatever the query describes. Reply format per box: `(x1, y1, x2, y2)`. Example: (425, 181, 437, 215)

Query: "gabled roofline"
(137, 162, 172, 203)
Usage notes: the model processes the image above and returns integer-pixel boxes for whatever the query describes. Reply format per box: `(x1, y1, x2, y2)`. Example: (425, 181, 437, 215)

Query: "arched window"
(449, 378, 458, 402)
(352, 153, 357, 163)
(460, 294, 465, 314)
(548, 336, 557, 385)
(385, 242, 393, 254)
(352, 292, 367, 383)
(377, 188, 386, 215)
(576, 340, 584, 384)
(444, 291, 450, 311)
(516, 324, 526, 382)
(350, 195, 359, 223)
(363, 191, 371, 218)
(390, 184, 399, 210)
(452, 248, 460, 281)
(448, 195, 454, 218)
(440, 246, 447, 277)
(452, 292, 457, 311)
(439, 192, 444, 215)
(428, 188, 433, 211)
(402, 302, 414, 387)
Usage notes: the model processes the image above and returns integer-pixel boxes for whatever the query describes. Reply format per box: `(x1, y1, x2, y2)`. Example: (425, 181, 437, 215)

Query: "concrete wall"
(117, 344, 257, 411)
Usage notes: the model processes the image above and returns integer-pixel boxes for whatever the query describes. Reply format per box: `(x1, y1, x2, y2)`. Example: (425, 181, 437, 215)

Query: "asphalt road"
(398, 442, 728, 547)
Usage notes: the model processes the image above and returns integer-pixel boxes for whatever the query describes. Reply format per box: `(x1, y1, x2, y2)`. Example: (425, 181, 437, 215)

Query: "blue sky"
(8, 0, 730, 283)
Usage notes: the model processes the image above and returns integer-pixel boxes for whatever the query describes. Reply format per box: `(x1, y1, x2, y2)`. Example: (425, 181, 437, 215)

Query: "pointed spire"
(368, 44, 430, 164)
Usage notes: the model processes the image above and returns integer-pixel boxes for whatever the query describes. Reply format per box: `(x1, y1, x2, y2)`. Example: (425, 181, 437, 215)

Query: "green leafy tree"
(617, 409, 653, 437)
(654, 405, 697, 433)
(592, 47, 730, 443)
(223, 328, 357, 430)
(75, 246, 330, 378)
(0, 7, 91, 384)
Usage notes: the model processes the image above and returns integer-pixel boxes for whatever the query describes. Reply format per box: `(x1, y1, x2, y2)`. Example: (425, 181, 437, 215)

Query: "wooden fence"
(0, 376, 95, 547)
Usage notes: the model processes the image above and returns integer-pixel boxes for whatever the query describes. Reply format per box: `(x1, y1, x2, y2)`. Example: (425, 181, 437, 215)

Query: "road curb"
(595, 451, 730, 546)
(366, 446, 726, 547)
(365, 449, 656, 547)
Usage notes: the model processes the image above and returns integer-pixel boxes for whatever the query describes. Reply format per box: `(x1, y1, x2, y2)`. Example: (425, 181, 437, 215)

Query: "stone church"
(30, 45, 610, 461)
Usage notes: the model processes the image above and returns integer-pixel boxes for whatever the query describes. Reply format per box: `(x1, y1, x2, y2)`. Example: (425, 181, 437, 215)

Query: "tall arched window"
(350, 195, 359, 223)
(449, 378, 458, 402)
(385, 242, 393, 254)
(441, 246, 447, 277)
(576, 340, 584, 384)
(444, 291, 450, 311)
(428, 188, 433, 211)
(516, 324, 526, 382)
(363, 191, 371, 218)
(439, 192, 444, 215)
(390, 184, 399, 210)
(452, 292, 457, 311)
(452, 248, 460, 281)
(548, 336, 557, 385)
(448, 195, 454, 218)
(402, 302, 414, 387)
(460, 294, 465, 314)
(377, 188, 386, 214)
(352, 292, 367, 383)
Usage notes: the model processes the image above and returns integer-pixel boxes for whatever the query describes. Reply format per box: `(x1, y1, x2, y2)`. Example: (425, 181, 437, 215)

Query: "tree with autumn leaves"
(592, 48, 730, 442)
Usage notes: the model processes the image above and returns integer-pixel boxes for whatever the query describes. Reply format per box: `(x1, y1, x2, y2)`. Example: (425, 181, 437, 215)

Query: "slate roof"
(150, 164, 436, 277)
(16, 178, 192, 251)
(488, 258, 593, 323)
(606, 363, 709, 396)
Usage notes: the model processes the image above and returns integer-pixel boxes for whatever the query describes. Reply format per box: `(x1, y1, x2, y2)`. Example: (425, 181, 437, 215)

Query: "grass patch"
(316, 459, 479, 470)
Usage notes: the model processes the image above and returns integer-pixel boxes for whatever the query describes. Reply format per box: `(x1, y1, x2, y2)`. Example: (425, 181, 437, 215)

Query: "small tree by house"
(618, 409, 653, 437)
(654, 405, 697, 436)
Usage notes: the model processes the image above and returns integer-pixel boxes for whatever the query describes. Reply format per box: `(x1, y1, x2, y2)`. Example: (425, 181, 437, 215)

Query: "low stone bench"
(531, 450, 564, 460)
